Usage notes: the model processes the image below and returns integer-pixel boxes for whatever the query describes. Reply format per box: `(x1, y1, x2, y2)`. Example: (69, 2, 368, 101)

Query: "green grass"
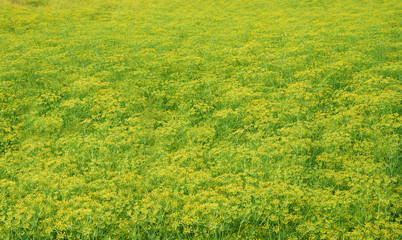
(0, 0, 401, 239)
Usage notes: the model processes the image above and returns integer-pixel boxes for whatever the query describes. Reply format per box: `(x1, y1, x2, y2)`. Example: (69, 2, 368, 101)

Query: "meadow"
(0, 0, 401, 239)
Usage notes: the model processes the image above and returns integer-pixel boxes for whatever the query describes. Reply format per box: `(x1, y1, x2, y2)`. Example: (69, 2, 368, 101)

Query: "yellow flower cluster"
(0, 0, 400, 238)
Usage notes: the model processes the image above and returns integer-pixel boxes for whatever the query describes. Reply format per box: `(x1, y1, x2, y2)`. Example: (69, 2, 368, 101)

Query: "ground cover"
(0, 0, 401, 238)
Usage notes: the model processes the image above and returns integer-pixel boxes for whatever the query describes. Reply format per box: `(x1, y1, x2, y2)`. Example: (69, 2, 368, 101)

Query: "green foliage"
(0, 0, 401, 239)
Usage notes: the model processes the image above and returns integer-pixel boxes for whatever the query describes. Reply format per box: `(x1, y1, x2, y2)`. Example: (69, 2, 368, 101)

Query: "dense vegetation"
(0, 0, 401, 239)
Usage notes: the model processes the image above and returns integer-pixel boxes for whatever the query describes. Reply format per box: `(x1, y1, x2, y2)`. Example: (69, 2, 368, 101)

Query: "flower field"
(0, 0, 401, 239)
